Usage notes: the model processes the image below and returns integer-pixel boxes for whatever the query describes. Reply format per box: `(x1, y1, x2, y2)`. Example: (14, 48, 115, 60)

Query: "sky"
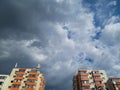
(0, 0, 120, 90)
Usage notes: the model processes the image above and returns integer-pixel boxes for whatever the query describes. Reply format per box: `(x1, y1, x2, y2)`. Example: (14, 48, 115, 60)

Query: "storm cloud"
(0, 0, 120, 90)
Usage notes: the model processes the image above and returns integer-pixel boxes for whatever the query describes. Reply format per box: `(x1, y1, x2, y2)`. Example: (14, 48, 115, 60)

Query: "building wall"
(0, 74, 10, 90)
(73, 70, 108, 90)
(7, 68, 45, 90)
(107, 78, 120, 90)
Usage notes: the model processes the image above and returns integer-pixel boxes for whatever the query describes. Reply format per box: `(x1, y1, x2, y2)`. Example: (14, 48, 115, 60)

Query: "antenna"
(15, 63, 18, 68)
(37, 64, 40, 69)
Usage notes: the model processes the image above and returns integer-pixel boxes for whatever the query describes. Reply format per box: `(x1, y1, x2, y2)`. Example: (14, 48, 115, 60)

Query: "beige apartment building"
(6, 67, 45, 90)
(0, 74, 10, 90)
(73, 70, 108, 90)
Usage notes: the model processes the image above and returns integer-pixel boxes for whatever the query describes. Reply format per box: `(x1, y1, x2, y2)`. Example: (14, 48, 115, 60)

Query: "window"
(0, 82, 3, 85)
(82, 86, 89, 89)
(0, 76, 6, 79)
(19, 68, 26, 72)
(27, 80, 36, 82)
(95, 81, 102, 84)
(94, 76, 100, 78)
(81, 76, 88, 78)
(16, 74, 23, 77)
(81, 80, 89, 84)
(25, 85, 35, 88)
(93, 71, 99, 74)
(12, 84, 20, 88)
(29, 75, 37, 78)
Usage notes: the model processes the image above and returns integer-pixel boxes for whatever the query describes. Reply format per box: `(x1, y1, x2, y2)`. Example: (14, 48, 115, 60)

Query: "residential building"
(7, 67, 45, 90)
(0, 74, 10, 90)
(73, 70, 108, 90)
(106, 78, 120, 90)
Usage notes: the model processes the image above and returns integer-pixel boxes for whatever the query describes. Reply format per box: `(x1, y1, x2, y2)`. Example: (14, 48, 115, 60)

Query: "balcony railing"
(28, 77, 38, 80)
(93, 74, 100, 76)
(10, 88, 20, 90)
(116, 82, 120, 85)
(25, 88, 35, 90)
(15, 77, 24, 80)
(29, 72, 39, 75)
(16, 71, 25, 75)
(81, 83, 90, 86)
(95, 83, 104, 87)
(81, 78, 89, 80)
(26, 82, 36, 86)
(94, 78, 103, 81)
(12, 82, 21, 85)
(79, 73, 88, 76)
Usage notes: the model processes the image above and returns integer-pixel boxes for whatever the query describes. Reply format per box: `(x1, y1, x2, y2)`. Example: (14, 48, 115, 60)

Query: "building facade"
(0, 74, 10, 90)
(106, 78, 120, 90)
(7, 67, 45, 90)
(73, 70, 108, 90)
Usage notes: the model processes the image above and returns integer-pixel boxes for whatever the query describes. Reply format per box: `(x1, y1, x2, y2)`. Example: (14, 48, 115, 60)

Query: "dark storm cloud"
(0, 0, 78, 90)
(1, 0, 120, 90)
(0, 0, 72, 40)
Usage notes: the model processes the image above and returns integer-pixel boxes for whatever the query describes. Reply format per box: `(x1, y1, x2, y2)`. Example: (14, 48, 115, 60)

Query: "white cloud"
(101, 22, 120, 45)
(0, 0, 120, 90)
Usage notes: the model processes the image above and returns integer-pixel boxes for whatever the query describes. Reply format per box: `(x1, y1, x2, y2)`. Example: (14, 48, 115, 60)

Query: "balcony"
(29, 72, 39, 75)
(25, 88, 35, 90)
(81, 83, 90, 86)
(26, 82, 36, 86)
(81, 78, 89, 80)
(10, 88, 20, 90)
(28, 77, 38, 80)
(93, 74, 100, 76)
(95, 84, 104, 87)
(40, 77, 45, 81)
(16, 71, 25, 75)
(19, 68, 26, 71)
(80, 73, 88, 76)
(39, 88, 44, 90)
(116, 82, 120, 85)
(12, 82, 21, 85)
(40, 82, 45, 86)
(15, 77, 24, 80)
(94, 78, 103, 81)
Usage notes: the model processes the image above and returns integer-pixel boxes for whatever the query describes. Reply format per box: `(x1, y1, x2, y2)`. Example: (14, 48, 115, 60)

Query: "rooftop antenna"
(37, 64, 40, 69)
(15, 63, 18, 68)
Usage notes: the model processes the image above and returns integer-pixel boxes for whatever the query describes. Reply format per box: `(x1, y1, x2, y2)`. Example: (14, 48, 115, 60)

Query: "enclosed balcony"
(10, 88, 20, 90)
(28, 77, 38, 80)
(15, 77, 24, 80)
(93, 73, 100, 76)
(25, 88, 35, 90)
(116, 82, 120, 85)
(12, 82, 21, 85)
(40, 77, 45, 81)
(81, 78, 89, 80)
(29, 72, 39, 75)
(26, 82, 36, 86)
(81, 83, 90, 87)
(40, 82, 45, 86)
(94, 78, 103, 81)
(15, 71, 25, 75)
(95, 83, 104, 87)
(39, 87, 44, 90)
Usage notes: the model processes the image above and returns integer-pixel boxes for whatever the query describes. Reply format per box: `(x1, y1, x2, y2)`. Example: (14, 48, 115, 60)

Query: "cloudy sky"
(0, 0, 120, 90)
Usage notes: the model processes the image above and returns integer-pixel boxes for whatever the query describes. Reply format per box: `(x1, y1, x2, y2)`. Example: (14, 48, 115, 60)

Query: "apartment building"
(73, 70, 108, 90)
(7, 67, 45, 90)
(0, 74, 10, 90)
(106, 78, 120, 90)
